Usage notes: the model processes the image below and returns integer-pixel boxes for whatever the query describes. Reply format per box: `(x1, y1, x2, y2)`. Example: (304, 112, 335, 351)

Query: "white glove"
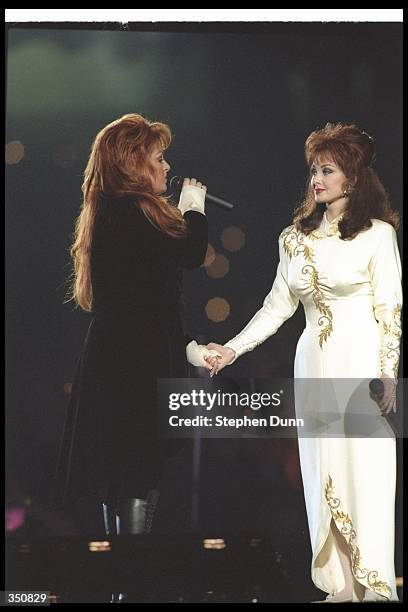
(186, 340, 222, 368)
(178, 181, 206, 216)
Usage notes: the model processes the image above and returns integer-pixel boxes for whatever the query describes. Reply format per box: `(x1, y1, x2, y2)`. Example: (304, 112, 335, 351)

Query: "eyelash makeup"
(311, 168, 333, 175)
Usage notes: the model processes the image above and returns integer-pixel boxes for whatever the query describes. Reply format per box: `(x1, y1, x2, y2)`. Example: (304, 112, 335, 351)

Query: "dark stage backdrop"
(5, 22, 403, 575)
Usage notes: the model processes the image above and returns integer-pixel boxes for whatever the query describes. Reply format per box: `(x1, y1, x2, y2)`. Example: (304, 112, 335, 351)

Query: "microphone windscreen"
(369, 378, 384, 396)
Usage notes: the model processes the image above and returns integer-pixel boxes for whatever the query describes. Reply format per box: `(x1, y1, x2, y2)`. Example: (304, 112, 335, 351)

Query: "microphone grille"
(369, 378, 384, 395)
(169, 175, 183, 191)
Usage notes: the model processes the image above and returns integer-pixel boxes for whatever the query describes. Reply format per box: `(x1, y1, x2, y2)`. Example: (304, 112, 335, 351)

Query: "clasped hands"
(376, 374, 398, 415)
(186, 341, 236, 377)
(187, 345, 399, 411)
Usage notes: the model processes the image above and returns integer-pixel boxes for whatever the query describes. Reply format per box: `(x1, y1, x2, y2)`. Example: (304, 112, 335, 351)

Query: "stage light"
(206, 254, 230, 279)
(88, 541, 111, 552)
(203, 538, 226, 550)
(221, 226, 246, 252)
(5, 507, 26, 532)
(205, 297, 230, 322)
(6, 140, 25, 165)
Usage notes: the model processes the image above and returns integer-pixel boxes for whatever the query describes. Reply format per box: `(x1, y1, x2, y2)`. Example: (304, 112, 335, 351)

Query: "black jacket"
(54, 196, 208, 509)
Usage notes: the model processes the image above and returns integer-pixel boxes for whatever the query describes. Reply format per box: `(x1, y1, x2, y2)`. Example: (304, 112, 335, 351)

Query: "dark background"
(5, 22, 403, 584)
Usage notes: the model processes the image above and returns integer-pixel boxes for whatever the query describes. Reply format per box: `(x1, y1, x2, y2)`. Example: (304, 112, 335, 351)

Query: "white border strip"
(5, 9, 403, 23)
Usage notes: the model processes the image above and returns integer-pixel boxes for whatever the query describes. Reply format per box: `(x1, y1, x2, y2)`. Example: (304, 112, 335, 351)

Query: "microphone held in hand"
(369, 378, 384, 401)
(369, 378, 402, 436)
(169, 176, 234, 210)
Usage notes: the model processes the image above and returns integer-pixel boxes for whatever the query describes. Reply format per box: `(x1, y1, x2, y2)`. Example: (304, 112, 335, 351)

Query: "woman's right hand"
(204, 343, 236, 376)
(177, 177, 207, 216)
(186, 340, 222, 369)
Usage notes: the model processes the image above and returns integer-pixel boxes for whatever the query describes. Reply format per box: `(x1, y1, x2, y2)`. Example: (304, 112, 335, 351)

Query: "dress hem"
(310, 474, 394, 601)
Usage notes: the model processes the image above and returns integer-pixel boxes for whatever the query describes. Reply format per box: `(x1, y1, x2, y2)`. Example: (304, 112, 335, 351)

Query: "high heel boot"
(116, 498, 148, 535)
(102, 502, 122, 603)
(115, 489, 160, 535)
(104, 490, 160, 603)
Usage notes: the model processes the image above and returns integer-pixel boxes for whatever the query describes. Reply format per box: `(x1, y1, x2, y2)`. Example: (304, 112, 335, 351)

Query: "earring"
(343, 185, 353, 197)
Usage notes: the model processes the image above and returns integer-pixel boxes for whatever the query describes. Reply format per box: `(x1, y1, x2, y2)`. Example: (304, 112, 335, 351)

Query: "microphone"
(169, 176, 234, 210)
(369, 378, 402, 436)
(369, 378, 384, 401)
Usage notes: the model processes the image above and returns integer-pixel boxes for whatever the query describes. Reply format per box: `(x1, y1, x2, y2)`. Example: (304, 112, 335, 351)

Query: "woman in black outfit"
(54, 113, 217, 542)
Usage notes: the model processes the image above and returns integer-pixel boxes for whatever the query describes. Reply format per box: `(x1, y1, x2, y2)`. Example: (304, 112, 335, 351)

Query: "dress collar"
(320, 211, 344, 236)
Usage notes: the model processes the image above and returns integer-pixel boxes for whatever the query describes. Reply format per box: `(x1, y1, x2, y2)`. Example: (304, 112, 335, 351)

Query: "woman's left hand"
(379, 374, 398, 415)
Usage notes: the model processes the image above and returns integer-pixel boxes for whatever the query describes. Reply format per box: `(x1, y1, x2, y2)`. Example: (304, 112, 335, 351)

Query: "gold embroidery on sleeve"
(325, 475, 392, 600)
(381, 304, 402, 378)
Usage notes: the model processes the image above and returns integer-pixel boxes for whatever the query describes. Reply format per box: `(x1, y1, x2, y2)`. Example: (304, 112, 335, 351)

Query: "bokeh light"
(221, 226, 246, 252)
(6, 140, 25, 165)
(201, 243, 216, 268)
(88, 541, 111, 552)
(206, 254, 230, 279)
(203, 538, 226, 550)
(5, 506, 26, 532)
(205, 297, 230, 322)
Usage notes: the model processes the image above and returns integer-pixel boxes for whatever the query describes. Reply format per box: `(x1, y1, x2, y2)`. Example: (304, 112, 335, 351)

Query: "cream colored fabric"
(178, 184, 206, 216)
(225, 216, 402, 601)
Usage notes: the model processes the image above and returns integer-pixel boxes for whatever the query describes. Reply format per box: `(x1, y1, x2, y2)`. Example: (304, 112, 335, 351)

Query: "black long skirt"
(54, 312, 188, 509)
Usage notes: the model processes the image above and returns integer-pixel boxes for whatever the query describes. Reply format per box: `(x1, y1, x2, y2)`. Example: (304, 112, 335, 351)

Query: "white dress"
(225, 212, 402, 601)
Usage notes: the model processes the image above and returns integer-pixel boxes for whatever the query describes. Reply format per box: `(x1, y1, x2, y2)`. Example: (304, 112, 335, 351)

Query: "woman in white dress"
(191, 123, 402, 602)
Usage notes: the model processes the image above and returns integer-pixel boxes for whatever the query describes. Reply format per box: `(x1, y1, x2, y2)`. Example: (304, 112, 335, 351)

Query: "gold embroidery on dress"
(281, 226, 316, 263)
(281, 226, 333, 347)
(381, 304, 402, 378)
(302, 265, 333, 348)
(309, 213, 343, 239)
(309, 230, 325, 240)
(325, 475, 392, 599)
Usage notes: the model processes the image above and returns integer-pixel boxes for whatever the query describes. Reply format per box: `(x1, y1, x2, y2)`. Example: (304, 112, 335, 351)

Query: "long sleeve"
(94, 197, 208, 269)
(120, 204, 208, 270)
(368, 223, 402, 378)
(225, 228, 299, 363)
(91, 197, 208, 316)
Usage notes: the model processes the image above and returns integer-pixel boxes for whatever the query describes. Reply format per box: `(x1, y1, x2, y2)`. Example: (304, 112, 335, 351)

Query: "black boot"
(102, 502, 117, 537)
(145, 489, 160, 534)
(115, 489, 160, 535)
(116, 498, 148, 535)
(102, 502, 122, 603)
(105, 490, 160, 603)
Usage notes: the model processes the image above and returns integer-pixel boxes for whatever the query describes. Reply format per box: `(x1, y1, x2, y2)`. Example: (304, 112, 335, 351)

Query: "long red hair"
(67, 113, 186, 312)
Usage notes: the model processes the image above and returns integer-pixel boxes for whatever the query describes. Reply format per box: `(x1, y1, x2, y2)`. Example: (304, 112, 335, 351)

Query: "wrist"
(223, 344, 237, 364)
(178, 185, 206, 216)
(182, 207, 206, 216)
